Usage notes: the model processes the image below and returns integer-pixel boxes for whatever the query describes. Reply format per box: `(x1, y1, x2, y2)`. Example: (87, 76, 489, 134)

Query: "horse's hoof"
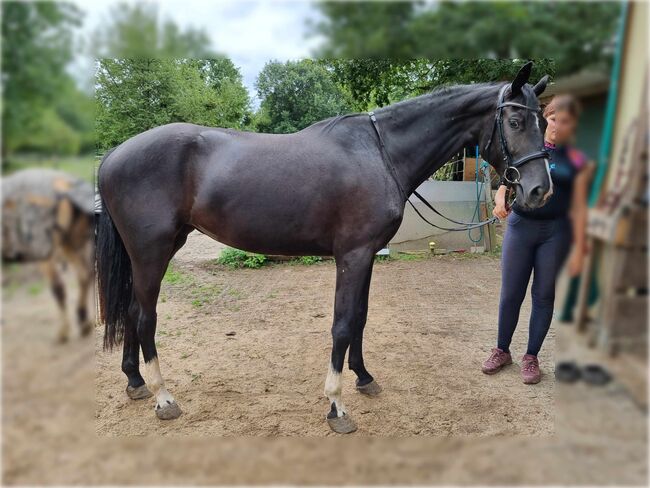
(357, 380, 382, 396)
(126, 384, 153, 400)
(80, 323, 92, 337)
(155, 400, 182, 420)
(327, 414, 357, 434)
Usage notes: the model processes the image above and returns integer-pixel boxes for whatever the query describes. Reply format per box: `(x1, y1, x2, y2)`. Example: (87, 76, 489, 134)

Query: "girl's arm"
(493, 184, 510, 219)
(568, 163, 594, 275)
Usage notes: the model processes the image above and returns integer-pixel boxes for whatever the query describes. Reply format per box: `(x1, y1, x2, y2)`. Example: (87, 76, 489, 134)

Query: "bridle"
(366, 84, 549, 232)
(484, 84, 549, 186)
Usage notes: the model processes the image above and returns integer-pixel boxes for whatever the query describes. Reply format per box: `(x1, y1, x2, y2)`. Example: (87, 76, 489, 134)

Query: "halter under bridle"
(484, 84, 549, 186)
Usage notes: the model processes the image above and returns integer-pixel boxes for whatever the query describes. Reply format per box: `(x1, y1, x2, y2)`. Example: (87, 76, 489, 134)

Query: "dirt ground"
(3, 231, 647, 484)
(95, 232, 553, 437)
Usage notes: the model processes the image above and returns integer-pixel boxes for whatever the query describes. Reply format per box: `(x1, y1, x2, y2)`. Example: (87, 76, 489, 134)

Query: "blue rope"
(468, 145, 486, 244)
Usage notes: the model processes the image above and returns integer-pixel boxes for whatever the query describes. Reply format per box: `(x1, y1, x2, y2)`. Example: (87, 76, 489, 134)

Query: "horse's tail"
(96, 153, 132, 351)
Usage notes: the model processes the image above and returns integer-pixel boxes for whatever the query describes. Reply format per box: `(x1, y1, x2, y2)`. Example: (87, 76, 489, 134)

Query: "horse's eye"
(509, 119, 519, 129)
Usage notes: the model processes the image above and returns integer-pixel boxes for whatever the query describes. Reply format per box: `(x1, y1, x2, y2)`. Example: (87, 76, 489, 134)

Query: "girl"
(482, 94, 592, 384)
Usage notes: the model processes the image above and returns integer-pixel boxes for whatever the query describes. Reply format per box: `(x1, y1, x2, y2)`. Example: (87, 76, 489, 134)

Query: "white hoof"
(155, 400, 182, 420)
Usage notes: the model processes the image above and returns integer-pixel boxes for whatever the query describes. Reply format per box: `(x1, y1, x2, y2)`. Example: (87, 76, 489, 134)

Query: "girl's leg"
(527, 219, 573, 356)
(497, 215, 537, 353)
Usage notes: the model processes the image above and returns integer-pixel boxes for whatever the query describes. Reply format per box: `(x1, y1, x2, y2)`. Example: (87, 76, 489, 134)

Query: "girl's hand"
(493, 185, 510, 219)
(568, 249, 584, 277)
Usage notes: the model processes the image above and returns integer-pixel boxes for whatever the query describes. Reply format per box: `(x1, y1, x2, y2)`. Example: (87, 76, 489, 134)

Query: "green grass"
(27, 282, 45, 296)
(216, 247, 268, 269)
(3, 154, 96, 182)
(163, 264, 193, 285)
(292, 255, 323, 265)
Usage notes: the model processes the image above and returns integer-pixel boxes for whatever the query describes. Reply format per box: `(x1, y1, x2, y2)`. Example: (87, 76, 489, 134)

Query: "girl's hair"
(542, 94, 582, 119)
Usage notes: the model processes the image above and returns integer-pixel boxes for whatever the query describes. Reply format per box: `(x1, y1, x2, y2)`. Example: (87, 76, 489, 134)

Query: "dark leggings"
(497, 211, 573, 356)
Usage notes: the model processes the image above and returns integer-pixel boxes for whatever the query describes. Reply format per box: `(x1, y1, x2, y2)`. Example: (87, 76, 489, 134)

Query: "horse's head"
(483, 62, 552, 210)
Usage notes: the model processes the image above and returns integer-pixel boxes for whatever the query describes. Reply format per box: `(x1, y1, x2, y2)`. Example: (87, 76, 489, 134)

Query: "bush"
(297, 255, 322, 265)
(218, 247, 268, 269)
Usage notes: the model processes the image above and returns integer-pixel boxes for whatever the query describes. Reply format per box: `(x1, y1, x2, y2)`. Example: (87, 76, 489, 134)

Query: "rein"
(368, 112, 498, 233)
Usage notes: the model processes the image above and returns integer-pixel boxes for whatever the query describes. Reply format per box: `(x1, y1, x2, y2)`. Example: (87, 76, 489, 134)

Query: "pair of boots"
(482, 348, 541, 384)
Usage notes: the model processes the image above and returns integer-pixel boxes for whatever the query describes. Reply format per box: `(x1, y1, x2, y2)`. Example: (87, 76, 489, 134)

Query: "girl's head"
(542, 94, 581, 145)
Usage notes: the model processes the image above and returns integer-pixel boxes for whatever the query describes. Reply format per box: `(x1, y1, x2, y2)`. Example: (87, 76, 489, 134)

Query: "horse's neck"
(376, 84, 501, 196)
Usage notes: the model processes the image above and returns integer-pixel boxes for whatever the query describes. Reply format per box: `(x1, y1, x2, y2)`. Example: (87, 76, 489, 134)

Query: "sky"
(72, 0, 325, 106)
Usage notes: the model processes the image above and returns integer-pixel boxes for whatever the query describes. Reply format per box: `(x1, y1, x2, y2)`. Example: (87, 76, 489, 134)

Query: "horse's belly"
(190, 193, 336, 256)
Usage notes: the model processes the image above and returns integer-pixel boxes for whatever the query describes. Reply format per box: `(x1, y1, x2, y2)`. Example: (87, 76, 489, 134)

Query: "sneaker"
(521, 354, 541, 384)
(482, 347, 513, 374)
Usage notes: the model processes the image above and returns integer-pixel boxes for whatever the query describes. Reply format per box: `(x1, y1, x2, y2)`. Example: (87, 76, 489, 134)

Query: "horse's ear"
(511, 61, 533, 96)
(533, 75, 550, 97)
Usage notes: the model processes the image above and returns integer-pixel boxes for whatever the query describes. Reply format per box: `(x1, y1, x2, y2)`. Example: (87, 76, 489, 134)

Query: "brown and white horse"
(3, 168, 94, 342)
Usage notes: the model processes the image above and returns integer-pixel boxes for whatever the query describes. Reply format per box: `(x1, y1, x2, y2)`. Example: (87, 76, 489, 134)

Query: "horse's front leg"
(325, 247, 374, 434)
(348, 264, 383, 397)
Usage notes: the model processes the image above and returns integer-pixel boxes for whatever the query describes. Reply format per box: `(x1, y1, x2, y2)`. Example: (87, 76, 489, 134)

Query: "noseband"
(484, 84, 549, 186)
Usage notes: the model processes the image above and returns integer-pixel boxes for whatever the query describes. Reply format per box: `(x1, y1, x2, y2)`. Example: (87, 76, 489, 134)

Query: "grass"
(289, 255, 323, 266)
(3, 154, 96, 182)
(217, 247, 268, 269)
(163, 264, 193, 286)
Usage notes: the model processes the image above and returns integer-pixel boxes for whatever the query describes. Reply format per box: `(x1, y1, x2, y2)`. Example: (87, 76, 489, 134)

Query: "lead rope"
(368, 111, 499, 233)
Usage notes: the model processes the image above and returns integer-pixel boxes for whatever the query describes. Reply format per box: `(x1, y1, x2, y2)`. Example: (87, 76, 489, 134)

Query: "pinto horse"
(97, 62, 551, 433)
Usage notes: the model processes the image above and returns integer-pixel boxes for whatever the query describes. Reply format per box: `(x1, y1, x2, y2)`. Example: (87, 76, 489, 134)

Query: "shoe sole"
(523, 377, 541, 384)
(482, 359, 513, 375)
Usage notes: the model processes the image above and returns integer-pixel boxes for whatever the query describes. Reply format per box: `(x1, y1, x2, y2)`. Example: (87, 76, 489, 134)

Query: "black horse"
(97, 62, 551, 433)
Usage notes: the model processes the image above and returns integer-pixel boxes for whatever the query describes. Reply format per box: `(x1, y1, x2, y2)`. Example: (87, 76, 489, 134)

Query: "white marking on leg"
(145, 357, 175, 408)
(324, 363, 346, 417)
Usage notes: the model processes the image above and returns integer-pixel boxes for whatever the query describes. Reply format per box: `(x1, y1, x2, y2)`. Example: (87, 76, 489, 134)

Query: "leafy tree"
(255, 60, 352, 133)
(96, 58, 250, 149)
(321, 58, 555, 110)
(313, 1, 621, 77)
(1, 1, 82, 156)
(91, 2, 215, 59)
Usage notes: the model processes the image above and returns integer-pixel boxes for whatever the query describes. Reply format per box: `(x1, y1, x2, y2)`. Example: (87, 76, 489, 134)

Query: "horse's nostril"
(531, 185, 545, 198)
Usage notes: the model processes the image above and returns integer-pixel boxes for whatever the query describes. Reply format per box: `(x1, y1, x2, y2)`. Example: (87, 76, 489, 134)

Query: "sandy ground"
(2, 231, 647, 484)
(95, 232, 553, 436)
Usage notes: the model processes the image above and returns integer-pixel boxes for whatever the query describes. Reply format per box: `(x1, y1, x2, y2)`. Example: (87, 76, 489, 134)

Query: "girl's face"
(545, 110, 577, 144)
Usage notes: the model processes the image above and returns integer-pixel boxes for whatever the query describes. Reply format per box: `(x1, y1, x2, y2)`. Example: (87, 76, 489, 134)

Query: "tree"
(95, 58, 251, 149)
(91, 2, 216, 59)
(312, 1, 621, 77)
(1, 1, 82, 155)
(254, 60, 352, 134)
(321, 58, 556, 110)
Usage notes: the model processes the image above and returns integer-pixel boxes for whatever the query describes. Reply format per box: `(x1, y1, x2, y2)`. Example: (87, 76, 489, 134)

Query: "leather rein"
(368, 84, 547, 233)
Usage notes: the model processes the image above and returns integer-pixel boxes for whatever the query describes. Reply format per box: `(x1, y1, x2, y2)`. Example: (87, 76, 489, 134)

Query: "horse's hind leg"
(128, 228, 192, 418)
(41, 258, 69, 343)
(122, 297, 152, 400)
(324, 246, 374, 434)
(67, 242, 93, 337)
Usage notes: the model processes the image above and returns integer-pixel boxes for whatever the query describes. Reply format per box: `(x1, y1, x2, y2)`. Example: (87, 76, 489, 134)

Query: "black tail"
(96, 195, 133, 351)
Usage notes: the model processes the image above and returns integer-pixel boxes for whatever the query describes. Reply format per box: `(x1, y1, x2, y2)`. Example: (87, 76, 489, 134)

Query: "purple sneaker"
(482, 348, 513, 374)
(521, 354, 541, 384)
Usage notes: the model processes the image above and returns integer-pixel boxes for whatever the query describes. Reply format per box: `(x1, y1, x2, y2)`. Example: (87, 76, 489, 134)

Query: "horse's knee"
(331, 323, 353, 346)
